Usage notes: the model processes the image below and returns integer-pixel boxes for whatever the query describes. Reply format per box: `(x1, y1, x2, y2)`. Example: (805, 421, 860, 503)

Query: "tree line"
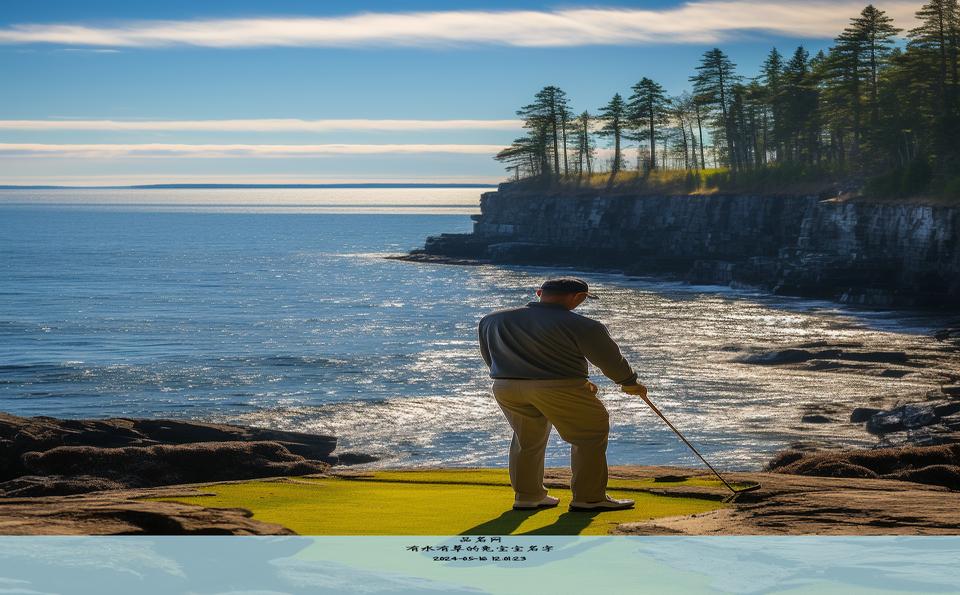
(495, 1, 960, 198)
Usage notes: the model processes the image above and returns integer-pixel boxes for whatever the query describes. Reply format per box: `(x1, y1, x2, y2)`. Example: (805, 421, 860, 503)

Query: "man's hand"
(620, 382, 647, 398)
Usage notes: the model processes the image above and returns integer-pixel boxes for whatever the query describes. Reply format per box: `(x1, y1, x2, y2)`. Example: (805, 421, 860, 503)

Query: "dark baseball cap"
(539, 277, 599, 299)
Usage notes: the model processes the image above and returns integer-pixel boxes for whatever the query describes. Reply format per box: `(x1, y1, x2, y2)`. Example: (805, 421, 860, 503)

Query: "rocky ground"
(0, 484, 296, 535)
(0, 412, 376, 534)
(767, 443, 960, 488)
(601, 465, 960, 535)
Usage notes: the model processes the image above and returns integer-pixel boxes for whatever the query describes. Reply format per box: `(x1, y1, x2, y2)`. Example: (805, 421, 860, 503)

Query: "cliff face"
(415, 184, 960, 308)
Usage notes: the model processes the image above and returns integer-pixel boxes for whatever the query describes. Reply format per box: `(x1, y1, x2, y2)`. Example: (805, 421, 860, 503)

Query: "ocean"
(0, 188, 949, 470)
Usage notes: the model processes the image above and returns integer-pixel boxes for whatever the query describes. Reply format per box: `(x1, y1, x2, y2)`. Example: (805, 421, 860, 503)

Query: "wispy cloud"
(54, 48, 121, 53)
(0, 118, 521, 132)
(0, 2, 923, 49)
(0, 143, 503, 158)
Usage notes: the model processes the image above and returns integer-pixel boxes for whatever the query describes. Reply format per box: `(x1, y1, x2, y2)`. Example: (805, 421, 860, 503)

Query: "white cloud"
(0, 118, 521, 132)
(0, 143, 503, 158)
(53, 48, 121, 53)
(0, 2, 923, 49)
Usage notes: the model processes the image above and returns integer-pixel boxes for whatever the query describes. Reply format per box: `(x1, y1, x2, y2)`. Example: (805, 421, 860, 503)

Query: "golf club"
(638, 393, 761, 501)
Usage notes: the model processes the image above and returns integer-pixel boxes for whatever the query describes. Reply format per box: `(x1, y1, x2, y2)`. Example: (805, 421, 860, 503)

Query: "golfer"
(479, 277, 647, 512)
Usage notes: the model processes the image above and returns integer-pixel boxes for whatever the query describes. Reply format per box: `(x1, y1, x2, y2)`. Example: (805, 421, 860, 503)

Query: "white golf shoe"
(512, 495, 560, 510)
(568, 495, 635, 512)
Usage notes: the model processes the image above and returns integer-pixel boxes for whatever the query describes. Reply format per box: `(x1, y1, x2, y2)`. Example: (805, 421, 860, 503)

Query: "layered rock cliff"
(409, 183, 960, 308)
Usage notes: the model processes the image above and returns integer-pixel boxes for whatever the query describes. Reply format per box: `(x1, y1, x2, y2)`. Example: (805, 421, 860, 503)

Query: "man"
(478, 277, 648, 512)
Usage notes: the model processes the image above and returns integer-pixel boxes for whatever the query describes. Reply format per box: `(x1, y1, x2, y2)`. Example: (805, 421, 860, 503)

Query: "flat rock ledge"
(576, 466, 960, 535)
(386, 253, 489, 266)
(0, 412, 377, 497)
(0, 482, 302, 535)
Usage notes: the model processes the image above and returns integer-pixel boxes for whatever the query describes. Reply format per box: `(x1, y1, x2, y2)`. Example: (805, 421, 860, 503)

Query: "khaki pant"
(492, 377, 609, 503)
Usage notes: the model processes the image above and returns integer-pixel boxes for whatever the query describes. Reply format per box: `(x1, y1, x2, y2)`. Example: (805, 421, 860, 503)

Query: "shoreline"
(1, 410, 959, 535)
(393, 252, 960, 451)
(401, 185, 960, 310)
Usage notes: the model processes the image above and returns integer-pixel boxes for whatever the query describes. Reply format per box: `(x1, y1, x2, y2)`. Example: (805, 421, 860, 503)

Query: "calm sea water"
(0, 189, 950, 470)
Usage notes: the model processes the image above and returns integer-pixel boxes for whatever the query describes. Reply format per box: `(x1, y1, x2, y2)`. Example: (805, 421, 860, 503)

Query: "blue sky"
(0, 0, 921, 185)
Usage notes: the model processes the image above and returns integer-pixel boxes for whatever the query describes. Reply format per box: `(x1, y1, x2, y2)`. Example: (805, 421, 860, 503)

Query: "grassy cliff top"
(503, 168, 960, 206)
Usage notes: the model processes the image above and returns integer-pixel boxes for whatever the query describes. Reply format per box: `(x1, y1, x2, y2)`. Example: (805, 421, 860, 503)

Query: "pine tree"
(692, 94, 708, 169)
(691, 48, 742, 169)
(516, 86, 572, 179)
(760, 48, 786, 161)
(782, 46, 818, 163)
(596, 94, 628, 175)
(494, 3, 960, 197)
(851, 5, 902, 126)
(627, 77, 670, 170)
(908, 0, 960, 167)
(832, 24, 866, 159)
(571, 111, 595, 178)
(670, 92, 698, 169)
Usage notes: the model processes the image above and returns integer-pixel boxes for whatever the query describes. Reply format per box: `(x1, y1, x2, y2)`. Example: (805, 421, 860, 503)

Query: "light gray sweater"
(478, 301, 638, 384)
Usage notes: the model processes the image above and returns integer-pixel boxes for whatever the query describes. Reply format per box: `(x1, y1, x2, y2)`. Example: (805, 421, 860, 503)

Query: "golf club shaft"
(639, 394, 738, 494)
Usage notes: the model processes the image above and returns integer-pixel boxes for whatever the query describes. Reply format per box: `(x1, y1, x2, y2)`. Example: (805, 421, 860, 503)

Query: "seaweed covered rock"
(767, 443, 960, 489)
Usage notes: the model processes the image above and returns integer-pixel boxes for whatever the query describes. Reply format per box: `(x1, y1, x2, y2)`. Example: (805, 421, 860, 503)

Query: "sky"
(0, 0, 924, 186)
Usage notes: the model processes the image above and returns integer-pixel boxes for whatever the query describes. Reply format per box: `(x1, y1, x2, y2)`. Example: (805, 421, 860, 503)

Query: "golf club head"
(721, 483, 762, 503)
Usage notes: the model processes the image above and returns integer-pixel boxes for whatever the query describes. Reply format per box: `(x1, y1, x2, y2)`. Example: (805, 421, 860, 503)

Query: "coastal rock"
(940, 414, 960, 430)
(418, 233, 489, 260)
(934, 402, 960, 418)
(743, 349, 822, 365)
(903, 428, 960, 447)
(800, 414, 835, 424)
(0, 474, 129, 497)
(792, 460, 880, 479)
(850, 407, 884, 423)
(767, 443, 960, 489)
(561, 465, 960, 535)
(886, 464, 960, 488)
(333, 451, 380, 465)
(388, 253, 485, 266)
(780, 440, 846, 453)
(841, 351, 909, 364)
(0, 412, 372, 482)
(406, 185, 960, 309)
(766, 450, 805, 468)
(0, 412, 377, 497)
(934, 328, 960, 347)
(17, 441, 328, 492)
(865, 404, 938, 434)
(0, 491, 294, 535)
(741, 348, 908, 367)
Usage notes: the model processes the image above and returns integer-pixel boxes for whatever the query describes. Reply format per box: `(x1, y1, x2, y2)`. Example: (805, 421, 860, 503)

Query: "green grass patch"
(530, 163, 858, 196)
(152, 468, 728, 535)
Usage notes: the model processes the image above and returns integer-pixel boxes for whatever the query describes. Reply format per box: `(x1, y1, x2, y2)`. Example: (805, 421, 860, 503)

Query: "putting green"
(152, 469, 730, 535)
